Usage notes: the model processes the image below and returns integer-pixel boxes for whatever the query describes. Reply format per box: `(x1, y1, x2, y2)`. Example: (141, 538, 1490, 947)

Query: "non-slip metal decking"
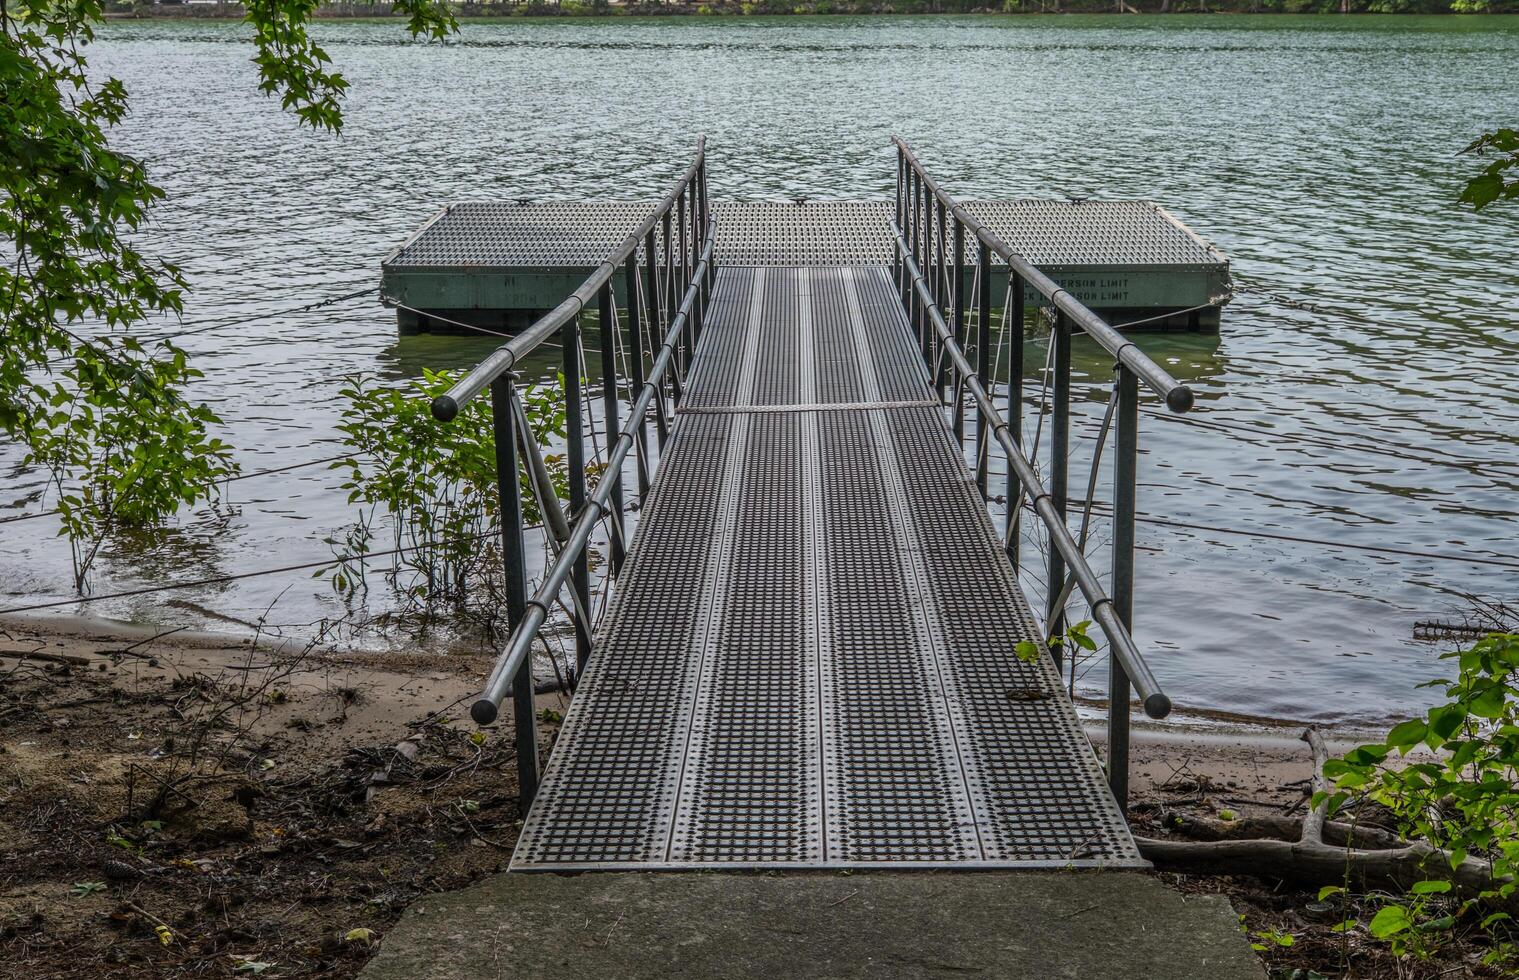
(511, 265, 1142, 871)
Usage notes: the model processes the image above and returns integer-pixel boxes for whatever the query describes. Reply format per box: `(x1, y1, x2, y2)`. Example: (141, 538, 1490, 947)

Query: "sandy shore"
(1, 611, 1374, 815)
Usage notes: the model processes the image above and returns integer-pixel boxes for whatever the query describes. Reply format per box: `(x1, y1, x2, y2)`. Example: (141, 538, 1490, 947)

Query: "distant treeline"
(110, 0, 1519, 17)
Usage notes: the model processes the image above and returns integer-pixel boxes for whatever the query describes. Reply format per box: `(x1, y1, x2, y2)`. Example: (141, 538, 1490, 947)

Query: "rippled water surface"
(3, 15, 1517, 724)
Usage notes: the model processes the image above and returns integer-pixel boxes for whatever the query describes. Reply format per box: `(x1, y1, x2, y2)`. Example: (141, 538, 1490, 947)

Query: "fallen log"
(1159, 811, 1405, 851)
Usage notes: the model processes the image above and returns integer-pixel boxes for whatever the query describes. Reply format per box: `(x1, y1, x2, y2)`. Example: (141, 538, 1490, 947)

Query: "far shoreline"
(99, 5, 1519, 20)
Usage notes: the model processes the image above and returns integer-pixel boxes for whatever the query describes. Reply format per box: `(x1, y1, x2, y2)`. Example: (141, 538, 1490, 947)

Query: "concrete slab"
(360, 871, 1264, 980)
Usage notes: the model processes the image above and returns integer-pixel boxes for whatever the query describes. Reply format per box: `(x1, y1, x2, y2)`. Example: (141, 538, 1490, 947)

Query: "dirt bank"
(0, 616, 566, 978)
(0, 615, 1485, 978)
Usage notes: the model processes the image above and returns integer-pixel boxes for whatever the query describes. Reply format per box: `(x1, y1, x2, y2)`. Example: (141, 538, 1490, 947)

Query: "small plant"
(1249, 927, 1295, 952)
(24, 343, 237, 590)
(1365, 881, 1456, 961)
(1015, 620, 1096, 664)
(1320, 632, 1519, 965)
(329, 368, 574, 621)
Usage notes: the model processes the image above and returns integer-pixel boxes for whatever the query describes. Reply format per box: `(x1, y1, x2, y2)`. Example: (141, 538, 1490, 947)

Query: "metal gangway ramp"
(426, 137, 1192, 873)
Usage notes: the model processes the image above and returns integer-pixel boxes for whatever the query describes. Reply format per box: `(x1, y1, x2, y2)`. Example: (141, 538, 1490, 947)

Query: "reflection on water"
(1, 15, 1516, 724)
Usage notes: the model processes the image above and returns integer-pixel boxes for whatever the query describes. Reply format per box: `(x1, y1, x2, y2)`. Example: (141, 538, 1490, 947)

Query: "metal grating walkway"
(384, 201, 1226, 270)
(510, 266, 1143, 871)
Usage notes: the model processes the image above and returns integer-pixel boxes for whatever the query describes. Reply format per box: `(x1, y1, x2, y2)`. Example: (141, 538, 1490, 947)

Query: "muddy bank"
(0, 615, 1460, 978)
(0, 616, 567, 978)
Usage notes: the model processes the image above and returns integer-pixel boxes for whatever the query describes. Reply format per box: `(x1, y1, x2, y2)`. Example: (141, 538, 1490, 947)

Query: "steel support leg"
(975, 243, 991, 497)
(599, 282, 626, 577)
(644, 229, 668, 449)
(1110, 366, 1139, 813)
(1008, 276, 1025, 569)
(490, 377, 538, 808)
(1047, 310, 1070, 672)
(563, 312, 592, 674)
(626, 259, 651, 501)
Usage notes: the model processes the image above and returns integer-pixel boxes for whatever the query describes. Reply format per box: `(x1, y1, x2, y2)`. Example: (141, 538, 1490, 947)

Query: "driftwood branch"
(1158, 811, 1404, 851)
(1300, 727, 1331, 845)
(1135, 727, 1511, 909)
(0, 648, 92, 667)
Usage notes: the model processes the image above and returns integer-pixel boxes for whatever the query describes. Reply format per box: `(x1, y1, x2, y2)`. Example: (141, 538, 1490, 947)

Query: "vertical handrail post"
(599, 281, 626, 577)
(626, 257, 652, 500)
(563, 309, 592, 674)
(952, 217, 967, 443)
(661, 210, 674, 318)
(1109, 364, 1140, 811)
(1007, 273, 1025, 570)
(929, 197, 941, 395)
(912, 171, 928, 364)
(893, 151, 904, 298)
(698, 161, 712, 293)
(1046, 310, 1071, 671)
(677, 190, 693, 368)
(490, 376, 538, 807)
(927, 191, 940, 379)
(644, 228, 669, 448)
(975, 240, 991, 497)
(689, 184, 704, 343)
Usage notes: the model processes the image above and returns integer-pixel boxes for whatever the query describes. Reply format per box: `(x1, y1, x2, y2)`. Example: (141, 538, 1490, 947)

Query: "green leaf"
(1385, 719, 1427, 751)
(1368, 905, 1413, 939)
(1416, 915, 1455, 933)
(1409, 880, 1451, 895)
(1461, 171, 1505, 210)
(1428, 704, 1468, 740)
(1469, 682, 1507, 720)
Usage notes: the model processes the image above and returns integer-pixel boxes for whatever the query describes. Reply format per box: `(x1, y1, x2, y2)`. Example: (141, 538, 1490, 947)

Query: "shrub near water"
(329, 369, 568, 621)
(1321, 632, 1519, 967)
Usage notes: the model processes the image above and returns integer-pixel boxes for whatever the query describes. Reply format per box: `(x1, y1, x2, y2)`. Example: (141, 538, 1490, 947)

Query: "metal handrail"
(890, 140, 1211, 811)
(892, 137, 1194, 414)
(891, 219, 1170, 722)
(429, 142, 711, 806)
(470, 225, 717, 727)
(430, 137, 707, 423)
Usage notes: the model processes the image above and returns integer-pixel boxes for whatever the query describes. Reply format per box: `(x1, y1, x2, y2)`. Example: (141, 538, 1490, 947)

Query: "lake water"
(3, 14, 1517, 725)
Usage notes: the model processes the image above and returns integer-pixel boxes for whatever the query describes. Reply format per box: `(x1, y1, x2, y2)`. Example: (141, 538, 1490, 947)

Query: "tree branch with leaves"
(1, 0, 457, 590)
(1461, 128, 1519, 210)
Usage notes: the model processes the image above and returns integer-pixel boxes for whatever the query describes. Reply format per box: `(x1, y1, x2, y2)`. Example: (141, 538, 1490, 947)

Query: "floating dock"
(381, 200, 1232, 335)
(400, 139, 1198, 877)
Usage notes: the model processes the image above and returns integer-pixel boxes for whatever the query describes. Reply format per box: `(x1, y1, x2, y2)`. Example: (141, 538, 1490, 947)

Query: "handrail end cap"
(1143, 692, 1173, 720)
(431, 394, 460, 423)
(470, 699, 499, 726)
(1166, 386, 1195, 414)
